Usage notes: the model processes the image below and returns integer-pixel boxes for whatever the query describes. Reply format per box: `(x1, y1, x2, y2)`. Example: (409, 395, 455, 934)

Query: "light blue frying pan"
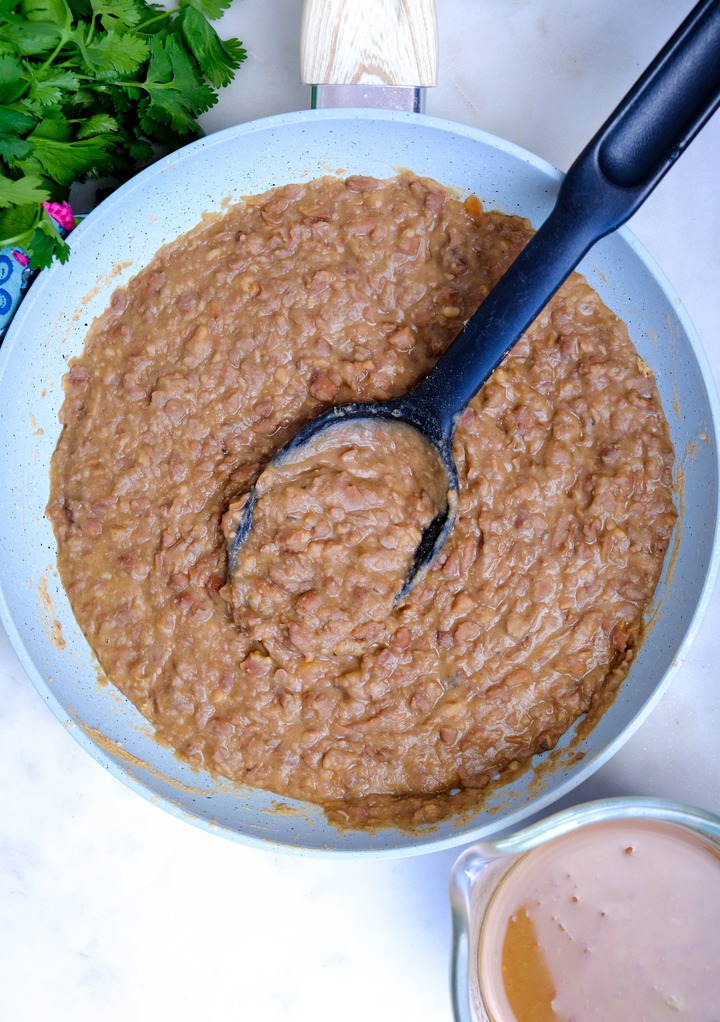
(0, 2, 718, 856)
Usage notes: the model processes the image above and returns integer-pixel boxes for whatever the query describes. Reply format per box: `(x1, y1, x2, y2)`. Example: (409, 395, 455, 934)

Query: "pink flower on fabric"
(42, 201, 75, 231)
(11, 250, 30, 267)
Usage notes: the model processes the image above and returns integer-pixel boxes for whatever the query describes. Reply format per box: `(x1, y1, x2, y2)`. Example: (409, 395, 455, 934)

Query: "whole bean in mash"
(47, 173, 677, 831)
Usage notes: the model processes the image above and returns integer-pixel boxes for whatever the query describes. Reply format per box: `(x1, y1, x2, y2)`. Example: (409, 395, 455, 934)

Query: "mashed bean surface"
(47, 174, 677, 829)
(222, 420, 449, 661)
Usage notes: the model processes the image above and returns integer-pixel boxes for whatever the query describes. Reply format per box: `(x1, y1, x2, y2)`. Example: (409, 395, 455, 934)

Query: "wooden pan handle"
(300, 0, 438, 87)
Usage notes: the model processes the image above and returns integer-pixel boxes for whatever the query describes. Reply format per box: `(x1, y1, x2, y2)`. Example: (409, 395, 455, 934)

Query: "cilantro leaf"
(76, 112, 119, 138)
(126, 136, 153, 163)
(70, 24, 149, 79)
(139, 33, 216, 137)
(23, 123, 118, 186)
(0, 133, 32, 163)
(0, 170, 49, 206)
(20, 0, 71, 26)
(26, 67, 80, 107)
(0, 51, 25, 102)
(0, 107, 36, 164)
(89, 0, 142, 30)
(0, 198, 38, 237)
(25, 114, 70, 141)
(0, 107, 35, 135)
(30, 207, 71, 266)
(180, 0, 233, 21)
(0, 16, 62, 55)
(177, 5, 245, 89)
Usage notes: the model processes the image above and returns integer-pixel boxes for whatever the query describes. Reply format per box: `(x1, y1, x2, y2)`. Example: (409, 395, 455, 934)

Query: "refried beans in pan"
(47, 173, 677, 830)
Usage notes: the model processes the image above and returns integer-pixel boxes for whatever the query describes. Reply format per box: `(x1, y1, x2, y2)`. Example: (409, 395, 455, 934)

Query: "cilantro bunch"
(0, 0, 246, 268)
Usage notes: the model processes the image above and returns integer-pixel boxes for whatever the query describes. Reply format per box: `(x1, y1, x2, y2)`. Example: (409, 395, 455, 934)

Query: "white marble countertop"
(2, 2, 719, 1019)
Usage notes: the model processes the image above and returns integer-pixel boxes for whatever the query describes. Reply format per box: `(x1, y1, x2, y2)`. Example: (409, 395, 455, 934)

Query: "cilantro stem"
(0, 229, 33, 248)
(111, 80, 172, 92)
(136, 10, 176, 33)
(36, 39, 65, 73)
(35, 11, 73, 75)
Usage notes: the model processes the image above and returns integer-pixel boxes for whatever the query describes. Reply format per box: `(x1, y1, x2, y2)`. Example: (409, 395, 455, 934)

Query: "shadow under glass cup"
(448, 797, 720, 1022)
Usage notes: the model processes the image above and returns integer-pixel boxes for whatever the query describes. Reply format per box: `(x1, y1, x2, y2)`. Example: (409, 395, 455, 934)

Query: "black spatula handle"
(404, 0, 720, 434)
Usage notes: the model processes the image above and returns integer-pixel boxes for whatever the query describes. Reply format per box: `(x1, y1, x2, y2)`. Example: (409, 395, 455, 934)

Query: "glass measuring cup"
(448, 796, 720, 1022)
